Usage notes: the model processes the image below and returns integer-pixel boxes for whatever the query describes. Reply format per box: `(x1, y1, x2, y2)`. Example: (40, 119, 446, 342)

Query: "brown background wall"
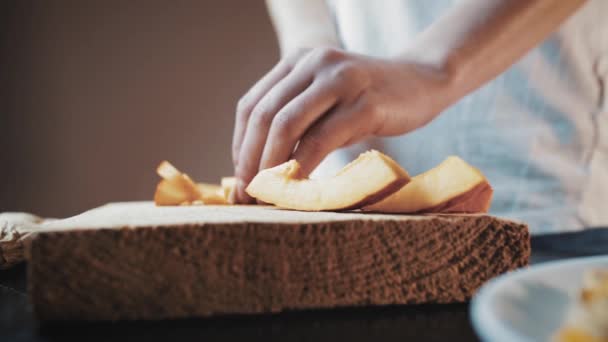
(0, 1, 279, 217)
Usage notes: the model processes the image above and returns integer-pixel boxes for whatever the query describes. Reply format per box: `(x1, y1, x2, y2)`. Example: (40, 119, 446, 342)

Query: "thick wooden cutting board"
(22, 202, 529, 321)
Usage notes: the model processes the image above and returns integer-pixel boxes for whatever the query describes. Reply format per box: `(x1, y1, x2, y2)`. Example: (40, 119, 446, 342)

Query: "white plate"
(471, 255, 608, 342)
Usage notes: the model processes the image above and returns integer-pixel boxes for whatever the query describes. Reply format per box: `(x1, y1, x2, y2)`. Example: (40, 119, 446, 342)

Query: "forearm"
(266, 0, 340, 56)
(400, 0, 586, 104)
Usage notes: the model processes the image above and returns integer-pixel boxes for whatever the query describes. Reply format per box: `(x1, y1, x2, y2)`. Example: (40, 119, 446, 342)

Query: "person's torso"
(318, 0, 608, 233)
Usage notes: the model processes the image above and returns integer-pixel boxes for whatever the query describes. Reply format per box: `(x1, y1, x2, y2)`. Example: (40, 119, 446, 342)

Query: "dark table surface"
(2, 228, 607, 342)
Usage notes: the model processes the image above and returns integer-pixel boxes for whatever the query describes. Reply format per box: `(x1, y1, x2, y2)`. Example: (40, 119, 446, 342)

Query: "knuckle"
(276, 59, 291, 71)
(250, 106, 275, 127)
(285, 48, 310, 64)
(332, 62, 362, 83)
(236, 96, 251, 116)
(313, 46, 344, 64)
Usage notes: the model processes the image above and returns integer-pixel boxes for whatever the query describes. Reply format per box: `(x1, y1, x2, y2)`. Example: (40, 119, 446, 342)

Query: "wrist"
(392, 55, 461, 117)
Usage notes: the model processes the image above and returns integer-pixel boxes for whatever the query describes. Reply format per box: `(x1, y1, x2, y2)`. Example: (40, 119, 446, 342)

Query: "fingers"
(233, 47, 368, 203)
(232, 61, 292, 167)
(258, 79, 341, 173)
(232, 49, 314, 168)
(234, 62, 317, 202)
(255, 49, 369, 174)
(293, 97, 378, 176)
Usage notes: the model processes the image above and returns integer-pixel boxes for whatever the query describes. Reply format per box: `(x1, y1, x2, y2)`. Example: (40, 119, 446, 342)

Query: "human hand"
(232, 47, 452, 203)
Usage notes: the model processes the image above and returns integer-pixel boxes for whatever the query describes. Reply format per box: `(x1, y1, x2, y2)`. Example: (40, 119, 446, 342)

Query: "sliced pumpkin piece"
(154, 160, 233, 205)
(221, 177, 237, 203)
(364, 156, 492, 213)
(556, 328, 605, 342)
(245, 150, 410, 211)
(196, 183, 230, 204)
(154, 179, 189, 206)
(154, 161, 202, 205)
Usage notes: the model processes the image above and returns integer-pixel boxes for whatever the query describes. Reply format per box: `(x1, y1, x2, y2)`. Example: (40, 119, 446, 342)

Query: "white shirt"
(317, 0, 608, 233)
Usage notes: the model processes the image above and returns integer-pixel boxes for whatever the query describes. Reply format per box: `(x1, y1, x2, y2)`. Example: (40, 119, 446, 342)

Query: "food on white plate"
(556, 269, 608, 342)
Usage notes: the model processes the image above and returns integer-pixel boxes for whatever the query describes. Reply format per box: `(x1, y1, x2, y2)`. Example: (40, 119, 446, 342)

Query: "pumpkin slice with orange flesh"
(196, 183, 230, 204)
(154, 161, 203, 205)
(221, 177, 237, 203)
(245, 150, 410, 211)
(364, 156, 492, 213)
(154, 161, 230, 205)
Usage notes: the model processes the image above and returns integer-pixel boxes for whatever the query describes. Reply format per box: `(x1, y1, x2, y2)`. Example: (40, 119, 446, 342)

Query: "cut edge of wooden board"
(26, 212, 530, 321)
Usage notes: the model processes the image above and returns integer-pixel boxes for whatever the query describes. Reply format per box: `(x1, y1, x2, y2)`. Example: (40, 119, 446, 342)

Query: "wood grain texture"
(0, 212, 43, 269)
(26, 202, 530, 321)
